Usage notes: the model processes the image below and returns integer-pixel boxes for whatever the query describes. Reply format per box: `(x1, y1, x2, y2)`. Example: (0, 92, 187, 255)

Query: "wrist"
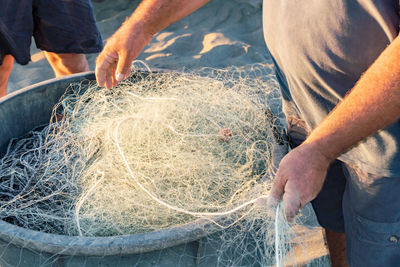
(299, 140, 335, 167)
(112, 18, 155, 54)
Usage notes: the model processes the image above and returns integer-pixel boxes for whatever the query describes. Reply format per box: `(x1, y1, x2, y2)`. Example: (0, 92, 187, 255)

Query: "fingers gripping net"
(0, 66, 328, 266)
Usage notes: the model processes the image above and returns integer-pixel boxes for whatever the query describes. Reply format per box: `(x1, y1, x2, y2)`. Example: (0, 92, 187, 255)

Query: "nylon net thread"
(0, 65, 329, 266)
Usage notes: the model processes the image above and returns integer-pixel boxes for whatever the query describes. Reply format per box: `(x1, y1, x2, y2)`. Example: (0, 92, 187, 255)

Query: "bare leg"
(44, 52, 89, 77)
(325, 229, 348, 267)
(0, 55, 14, 97)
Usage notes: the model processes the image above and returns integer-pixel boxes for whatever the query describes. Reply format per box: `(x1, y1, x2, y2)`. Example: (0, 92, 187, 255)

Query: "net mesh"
(0, 66, 329, 266)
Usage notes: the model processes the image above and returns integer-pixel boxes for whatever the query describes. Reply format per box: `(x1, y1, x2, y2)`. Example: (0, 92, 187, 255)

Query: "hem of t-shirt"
(338, 154, 400, 177)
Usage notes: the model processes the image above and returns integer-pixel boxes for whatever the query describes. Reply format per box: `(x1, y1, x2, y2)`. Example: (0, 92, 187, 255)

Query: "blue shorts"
(0, 0, 103, 65)
(287, 116, 400, 266)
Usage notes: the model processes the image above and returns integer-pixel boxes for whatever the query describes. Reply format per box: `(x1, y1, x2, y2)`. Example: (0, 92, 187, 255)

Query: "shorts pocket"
(348, 214, 400, 266)
(353, 214, 400, 247)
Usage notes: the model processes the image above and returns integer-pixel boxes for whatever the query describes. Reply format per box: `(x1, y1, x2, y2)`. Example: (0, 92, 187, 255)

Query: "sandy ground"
(6, 0, 329, 265)
(8, 0, 269, 92)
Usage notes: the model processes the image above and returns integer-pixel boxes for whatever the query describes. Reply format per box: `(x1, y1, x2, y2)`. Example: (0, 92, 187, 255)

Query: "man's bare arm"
(269, 35, 400, 219)
(95, 0, 211, 89)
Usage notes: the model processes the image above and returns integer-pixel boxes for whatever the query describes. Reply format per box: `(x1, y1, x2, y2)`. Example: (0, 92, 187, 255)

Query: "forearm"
(304, 35, 400, 161)
(123, 0, 212, 36)
(95, 0, 211, 88)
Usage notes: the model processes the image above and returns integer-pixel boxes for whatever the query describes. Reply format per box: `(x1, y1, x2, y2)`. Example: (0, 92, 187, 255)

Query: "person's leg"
(33, 0, 102, 78)
(325, 229, 347, 267)
(310, 160, 348, 267)
(0, 55, 14, 97)
(44, 52, 89, 77)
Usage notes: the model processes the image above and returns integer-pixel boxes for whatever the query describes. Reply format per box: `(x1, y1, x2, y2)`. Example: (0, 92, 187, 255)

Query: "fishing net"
(0, 65, 329, 266)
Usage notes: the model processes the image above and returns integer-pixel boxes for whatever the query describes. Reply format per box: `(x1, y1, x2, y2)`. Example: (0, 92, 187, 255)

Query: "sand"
(7, 0, 269, 92)
(5, 0, 329, 264)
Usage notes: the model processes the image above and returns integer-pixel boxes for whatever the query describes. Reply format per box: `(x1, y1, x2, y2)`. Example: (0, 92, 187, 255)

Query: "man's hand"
(95, 0, 212, 89)
(268, 143, 331, 221)
(95, 22, 153, 89)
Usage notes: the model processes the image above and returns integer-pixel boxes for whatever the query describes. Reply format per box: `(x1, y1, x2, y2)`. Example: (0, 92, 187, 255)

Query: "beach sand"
(6, 0, 329, 265)
(8, 0, 269, 92)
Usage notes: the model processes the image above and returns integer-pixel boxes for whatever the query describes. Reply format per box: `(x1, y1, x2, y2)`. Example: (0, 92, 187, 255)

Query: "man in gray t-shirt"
(263, 1, 400, 266)
(94, 0, 400, 265)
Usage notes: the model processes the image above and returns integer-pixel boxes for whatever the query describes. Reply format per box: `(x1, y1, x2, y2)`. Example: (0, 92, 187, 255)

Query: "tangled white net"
(0, 66, 329, 266)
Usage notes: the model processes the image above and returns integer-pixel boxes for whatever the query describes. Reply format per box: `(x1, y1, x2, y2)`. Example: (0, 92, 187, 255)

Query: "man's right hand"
(95, 21, 153, 89)
(95, 0, 211, 89)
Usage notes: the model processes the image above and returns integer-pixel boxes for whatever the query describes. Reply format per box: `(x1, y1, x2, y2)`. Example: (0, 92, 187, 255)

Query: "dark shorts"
(0, 0, 103, 65)
(287, 116, 400, 266)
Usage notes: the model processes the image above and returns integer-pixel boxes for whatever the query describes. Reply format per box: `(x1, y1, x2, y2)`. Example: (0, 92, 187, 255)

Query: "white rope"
(275, 203, 283, 267)
(114, 117, 269, 219)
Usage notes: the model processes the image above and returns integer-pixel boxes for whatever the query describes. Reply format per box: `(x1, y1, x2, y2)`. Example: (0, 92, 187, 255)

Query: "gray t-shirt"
(263, 0, 400, 176)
